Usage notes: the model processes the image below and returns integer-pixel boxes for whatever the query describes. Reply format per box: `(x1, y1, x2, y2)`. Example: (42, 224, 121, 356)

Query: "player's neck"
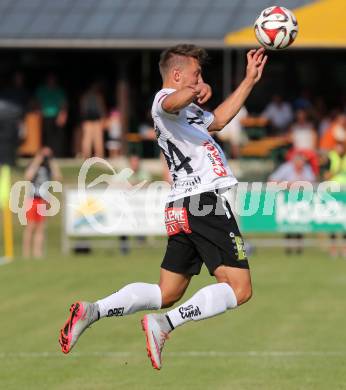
(162, 82, 177, 90)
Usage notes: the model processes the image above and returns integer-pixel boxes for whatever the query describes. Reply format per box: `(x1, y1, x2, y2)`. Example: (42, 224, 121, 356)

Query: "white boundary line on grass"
(1, 351, 346, 358)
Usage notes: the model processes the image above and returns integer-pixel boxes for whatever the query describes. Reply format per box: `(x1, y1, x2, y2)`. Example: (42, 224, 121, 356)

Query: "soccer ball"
(254, 6, 298, 50)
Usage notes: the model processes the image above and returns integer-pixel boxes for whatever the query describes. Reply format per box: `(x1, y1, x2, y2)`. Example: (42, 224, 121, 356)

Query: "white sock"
(96, 283, 162, 318)
(166, 283, 237, 329)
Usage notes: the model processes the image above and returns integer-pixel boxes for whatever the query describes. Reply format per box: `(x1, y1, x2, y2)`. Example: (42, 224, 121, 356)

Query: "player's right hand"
(194, 83, 212, 105)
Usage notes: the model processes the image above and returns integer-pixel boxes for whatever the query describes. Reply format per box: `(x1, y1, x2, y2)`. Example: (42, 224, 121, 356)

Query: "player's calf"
(214, 265, 252, 305)
(165, 282, 238, 329)
(160, 288, 186, 308)
(158, 269, 191, 308)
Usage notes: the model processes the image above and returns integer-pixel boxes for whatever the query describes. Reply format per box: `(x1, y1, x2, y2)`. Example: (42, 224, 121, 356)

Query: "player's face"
(177, 57, 203, 88)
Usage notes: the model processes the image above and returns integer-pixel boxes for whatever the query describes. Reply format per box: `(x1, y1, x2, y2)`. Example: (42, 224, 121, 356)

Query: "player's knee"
(221, 280, 252, 306)
(160, 290, 182, 308)
(232, 283, 252, 305)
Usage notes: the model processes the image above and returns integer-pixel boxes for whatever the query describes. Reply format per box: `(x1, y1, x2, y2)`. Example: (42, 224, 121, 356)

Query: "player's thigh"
(159, 268, 191, 308)
(214, 265, 252, 305)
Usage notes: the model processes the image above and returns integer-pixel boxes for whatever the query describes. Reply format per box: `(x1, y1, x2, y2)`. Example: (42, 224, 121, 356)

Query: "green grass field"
(1, 219, 346, 389)
(1, 164, 346, 389)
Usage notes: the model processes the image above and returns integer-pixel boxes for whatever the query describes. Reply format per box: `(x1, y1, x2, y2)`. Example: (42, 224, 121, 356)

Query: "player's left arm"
(208, 48, 268, 132)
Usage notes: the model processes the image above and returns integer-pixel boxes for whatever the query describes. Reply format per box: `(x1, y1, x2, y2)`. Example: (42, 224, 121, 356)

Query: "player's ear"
(173, 69, 180, 83)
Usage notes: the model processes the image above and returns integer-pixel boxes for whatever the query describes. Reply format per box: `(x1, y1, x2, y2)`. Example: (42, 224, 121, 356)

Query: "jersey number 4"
(162, 140, 193, 174)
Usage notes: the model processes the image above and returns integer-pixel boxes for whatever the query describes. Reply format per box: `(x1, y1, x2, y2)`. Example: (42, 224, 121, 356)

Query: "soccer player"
(59, 44, 267, 370)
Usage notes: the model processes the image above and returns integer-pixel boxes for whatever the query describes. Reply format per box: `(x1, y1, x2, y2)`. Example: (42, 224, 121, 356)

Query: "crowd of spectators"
(0, 72, 134, 160)
(255, 93, 346, 257)
(1, 71, 346, 180)
(2, 71, 344, 258)
(264, 93, 346, 182)
(217, 91, 346, 182)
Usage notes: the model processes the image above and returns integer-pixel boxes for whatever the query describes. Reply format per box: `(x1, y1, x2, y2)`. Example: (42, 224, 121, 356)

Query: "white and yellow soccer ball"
(254, 6, 298, 50)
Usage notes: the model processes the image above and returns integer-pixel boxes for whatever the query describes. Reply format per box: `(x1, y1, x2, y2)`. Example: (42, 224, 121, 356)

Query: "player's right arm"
(161, 83, 212, 113)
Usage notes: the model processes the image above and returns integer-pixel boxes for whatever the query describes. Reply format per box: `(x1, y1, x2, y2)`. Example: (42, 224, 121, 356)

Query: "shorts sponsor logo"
(107, 307, 124, 317)
(234, 235, 247, 260)
(230, 233, 247, 260)
(179, 304, 202, 319)
(165, 207, 191, 236)
(203, 141, 227, 177)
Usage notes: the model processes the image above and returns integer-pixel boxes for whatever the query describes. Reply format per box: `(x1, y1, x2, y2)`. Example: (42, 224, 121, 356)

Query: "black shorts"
(162, 189, 249, 276)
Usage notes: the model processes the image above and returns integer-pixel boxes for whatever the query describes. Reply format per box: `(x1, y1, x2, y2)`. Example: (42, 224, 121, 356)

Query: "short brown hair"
(159, 44, 208, 78)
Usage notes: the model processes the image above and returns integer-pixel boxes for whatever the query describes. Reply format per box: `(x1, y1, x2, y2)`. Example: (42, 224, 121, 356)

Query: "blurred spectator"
(138, 109, 159, 158)
(0, 91, 22, 166)
(311, 96, 328, 133)
(322, 141, 346, 257)
(289, 109, 317, 151)
(119, 154, 151, 254)
(319, 113, 346, 151)
(106, 108, 122, 158)
(218, 106, 248, 158)
(293, 88, 312, 111)
(317, 108, 336, 138)
(269, 152, 316, 183)
(323, 141, 346, 184)
(22, 147, 62, 258)
(286, 109, 319, 175)
(261, 94, 293, 134)
(80, 82, 107, 158)
(2, 72, 30, 114)
(36, 74, 67, 157)
(138, 118, 156, 141)
(128, 154, 151, 183)
(269, 153, 316, 254)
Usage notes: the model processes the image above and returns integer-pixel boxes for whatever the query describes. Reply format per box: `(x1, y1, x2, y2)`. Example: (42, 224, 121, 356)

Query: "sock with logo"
(96, 283, 162, 318)
(165, 283, 237, 329)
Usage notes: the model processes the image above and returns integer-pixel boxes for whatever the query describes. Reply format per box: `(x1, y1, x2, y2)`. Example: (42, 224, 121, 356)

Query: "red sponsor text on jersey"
(164, 207, 191, 236)
(203, 141, 227, 177)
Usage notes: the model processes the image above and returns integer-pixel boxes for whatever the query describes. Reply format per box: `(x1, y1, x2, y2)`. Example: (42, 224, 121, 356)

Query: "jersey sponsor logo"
(165, 207, 191, 236)
(173, 176, 201, 192)
(203, 141, 228, 177)
(179, 304, 202, 319)
(107, 307, 124, 317)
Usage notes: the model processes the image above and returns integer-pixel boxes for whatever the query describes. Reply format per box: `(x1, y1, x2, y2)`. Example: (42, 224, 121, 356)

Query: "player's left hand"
(245, 48, 268, 84)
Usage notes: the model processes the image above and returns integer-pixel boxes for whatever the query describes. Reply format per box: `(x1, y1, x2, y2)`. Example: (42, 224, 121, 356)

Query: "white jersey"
(152, 88, 237, 201)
